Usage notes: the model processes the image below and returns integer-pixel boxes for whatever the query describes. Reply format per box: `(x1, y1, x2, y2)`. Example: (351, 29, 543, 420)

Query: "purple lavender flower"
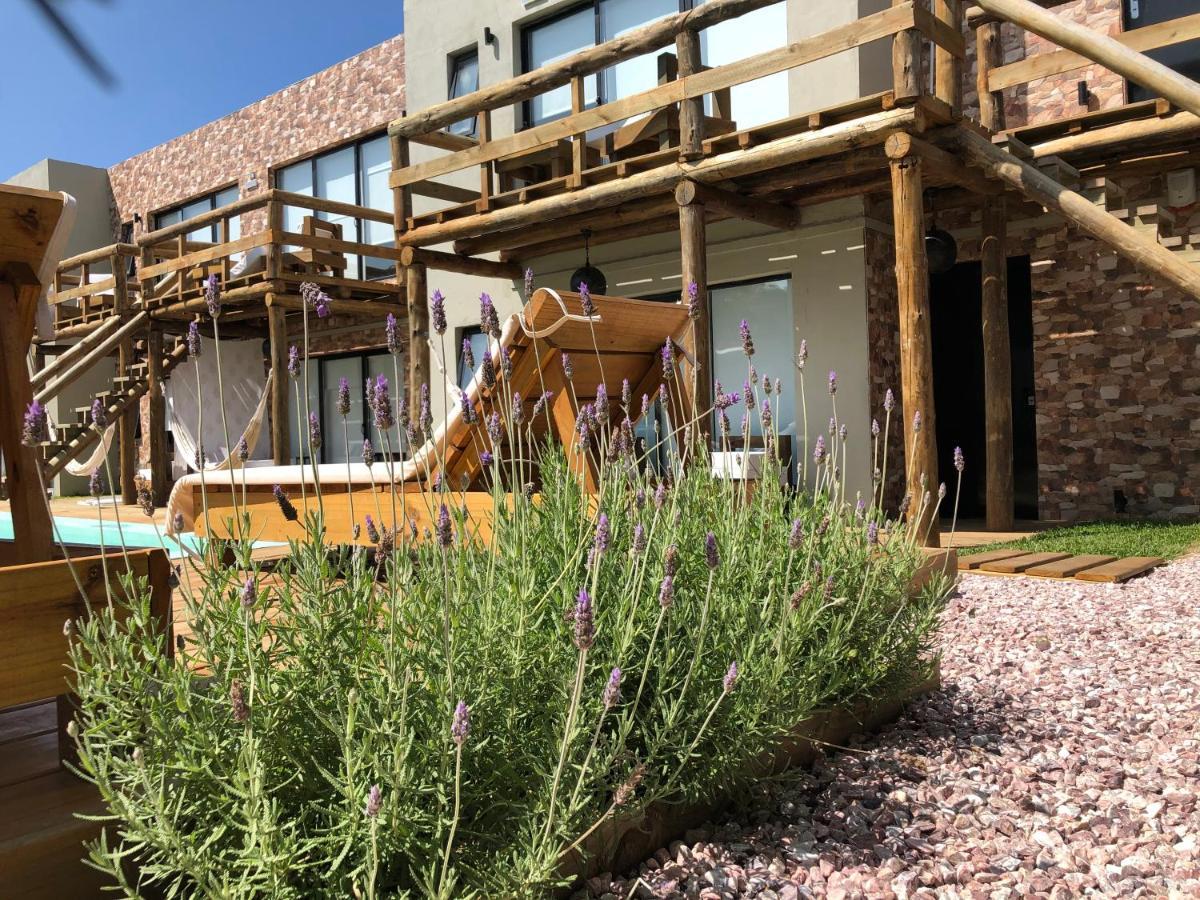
(705, 532, 719, 570)
(524, 268, 534, 301)
(365, 514, 380, 543)
(436, 504, 453, 548)
(855, 497, 866, 519)
(573, 589, 594, 650)
(531, 390, 551, 420)
(480, 292, 500, 336)
(813, 434, 827, 465)
(594, 513, 610, 555)
(913, 410, 922, 433)
(595, 383, 609, 423)
(314, 291, 331, 318)
(654, 482, 668, 509)
(658, 383, 668, 406)
(561, 352, 573, 381)
(796, 340, 808, 371)
(739, 319, 755, 357)
(480, 353, 496, 390)
(828, 417, 836, 436)
(789, 518, 804, 550)
(186, 320, 202, 358)
(579, 282, 595, 318)
(872, 418, 881, 437)
(362, 438, 374, 467)
(337, 377, 351, 418)
(898, 493, 912, 518)
(430, 289, 446, 335)
(88, 470, 104, 497)
(84, 397, 105, 430)
(866, 522, 879, 546)
(828, 370, 837, 395)
(307, 412, 322, 451)
(938, 482, 947, 501)
(480, 450, 493, 467)
(461, 392, 478, 425)
(661, 339, 674, 380)
(461, 337, 475, 372)
(273, 485, 298, 522)
(365, 784, 382, 818)
(641, 393, 650, 420)
(954, 446, 965, 473)
(386, 313, 399, 355)
(510, 391, 524, 426)
(486, 411, 502, 445)
(372, 375, 394, 431)
(241, 576, 256, 609)
(761, 398, 773, 430)
(173, 512, 184, 533)
(659, 574, 674, 609)
(452, 700, 471, 747)
(839, 424, 847, 443)
(884, 388, 895, 413)
(419, 384, 432, 433)
(685, 281, 700, 320)
(204, 274, 221, 318)
(230, 679, 249, 723)
(236, 436, 249, 462)
(632, 523, 647, 555)
(287, 345, 301, 379)
(791, 582, 811, 610)
(723, 661, 739, 694)
(603, 667, 622, 709)
(663, 544, 678, 578)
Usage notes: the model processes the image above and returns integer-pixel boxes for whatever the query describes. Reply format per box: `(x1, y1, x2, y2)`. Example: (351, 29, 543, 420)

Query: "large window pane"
(366, 353, 408, 458)
(710, 277, 795, 444)
(181, 197, 213, 244)
(321, 356, 365, 464)
(214, 186, 241, 241)
(527, 7, 597, 124)
(700, 1, 788, 128)
(448, 50, 480, 136)
(317, 146, 359, 277)
(599, 0, 677, 105)
(287, 359, 321, 464)
(457, 329, 490, 389)
(360, 137, 394, 280)
(278, 162, 314, 237)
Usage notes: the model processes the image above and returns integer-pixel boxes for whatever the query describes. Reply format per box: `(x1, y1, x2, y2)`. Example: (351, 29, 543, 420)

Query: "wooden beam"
(679, 198, 711, 436)
(147, 325, 171, 506)
(407, 263, 430, 423)
(933, 0, 963, 113)
(1028, 110, 1200, 159)
(980, 198, 1014, 530)
(34, 311, 149, 404)
(676, 28, 705, 161)
(973, 0, 1200, 118)
(390, 4, 919, 189)
(958, 126, 1200, 298)
(675, 179, 798, 230)
(265, 293, 407, 318)
(399, 246, 522, 280)
(409, 180, 481, 204)
(976, 21, 1006, 131)
(888, 151, 940, 547)
(399, 106, 917, 247)
(267, 304, 289, 465)
(389, 0, 785, 138)
(886, 133, 996, 194)
(892, 0, 923, 102)
(115, 263, 136, 505)
(989, 11, 1200, 92)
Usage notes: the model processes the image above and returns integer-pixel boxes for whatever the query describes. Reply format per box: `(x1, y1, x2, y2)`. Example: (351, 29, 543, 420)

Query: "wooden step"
(1025, 554, 1117, 578)
(957, 549, 1029, 570)
(1074, 556, 1164, 584)
(979, 552, 1072, 574)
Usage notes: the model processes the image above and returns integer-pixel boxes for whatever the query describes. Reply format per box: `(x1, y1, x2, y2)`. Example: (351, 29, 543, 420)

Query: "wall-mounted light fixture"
(1077, 81, 1090, 107)
(243, 172, 259, 192)
(484, 26, 498, 47)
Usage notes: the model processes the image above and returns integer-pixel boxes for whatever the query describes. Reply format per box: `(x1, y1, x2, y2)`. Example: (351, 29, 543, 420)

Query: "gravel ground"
(599, 554, 1200, 899)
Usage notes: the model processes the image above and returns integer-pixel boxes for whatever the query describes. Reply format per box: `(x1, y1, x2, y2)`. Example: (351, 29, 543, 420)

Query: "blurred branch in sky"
(29, 0, 117, 89)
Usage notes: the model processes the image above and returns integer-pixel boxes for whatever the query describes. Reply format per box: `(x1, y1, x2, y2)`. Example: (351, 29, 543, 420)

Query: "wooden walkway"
(959, 549, 1165, 583)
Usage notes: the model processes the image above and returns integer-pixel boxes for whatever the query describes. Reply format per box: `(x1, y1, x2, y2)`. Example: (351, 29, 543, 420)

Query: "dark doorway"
(930, 256, 1038, 521)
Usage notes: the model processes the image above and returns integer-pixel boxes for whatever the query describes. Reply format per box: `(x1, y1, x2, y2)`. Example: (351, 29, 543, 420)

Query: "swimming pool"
(0, 511, 201, 559)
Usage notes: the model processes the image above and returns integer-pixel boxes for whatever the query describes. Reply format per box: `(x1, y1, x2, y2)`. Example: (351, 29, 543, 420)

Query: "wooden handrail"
(388, 0, 782, 139)
(391, 2, 941, 190)
(56, 243, 138, 272)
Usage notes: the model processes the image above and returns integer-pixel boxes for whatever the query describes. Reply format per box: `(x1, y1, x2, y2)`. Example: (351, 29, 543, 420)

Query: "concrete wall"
(4, 160, 119, 496)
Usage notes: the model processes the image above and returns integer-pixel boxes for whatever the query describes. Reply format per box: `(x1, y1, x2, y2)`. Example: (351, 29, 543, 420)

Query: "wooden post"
(406, 263, 430, 425)
(892, 0, 923, 102)
(676, 28, 704, 161)
(887, 149, 939, 547)
(934, 0, 962, 114)
(981, 199, 1014, 530)
(976, 21, 1005, 131)
(114, 261, 137, 505)
(267, 303, 290, 465)
(570, 76, 587, 188)
(146, 325, 171, 506)
(678, 198, 712, 439)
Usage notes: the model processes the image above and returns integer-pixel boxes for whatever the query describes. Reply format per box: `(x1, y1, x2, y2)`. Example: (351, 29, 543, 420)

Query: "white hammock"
(63, 422, 115, 477)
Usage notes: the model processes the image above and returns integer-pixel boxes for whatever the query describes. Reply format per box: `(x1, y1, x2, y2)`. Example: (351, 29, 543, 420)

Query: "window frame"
(448, 46, 481, 137)
(519, 0, 692, 129)
(291, 348, 402, 464)
(271, 130, 393, 281)
(153, 184, 240, 242)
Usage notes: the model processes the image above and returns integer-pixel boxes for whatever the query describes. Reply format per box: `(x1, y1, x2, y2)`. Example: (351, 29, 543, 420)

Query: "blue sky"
(3, 0, 404, 178)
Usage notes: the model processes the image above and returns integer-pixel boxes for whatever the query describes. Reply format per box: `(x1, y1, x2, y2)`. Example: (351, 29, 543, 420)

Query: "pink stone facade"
(108, 35, 405, 237)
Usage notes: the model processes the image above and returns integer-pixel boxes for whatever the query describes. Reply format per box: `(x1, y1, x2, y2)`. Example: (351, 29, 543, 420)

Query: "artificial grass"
(964, 519, 1200, 561)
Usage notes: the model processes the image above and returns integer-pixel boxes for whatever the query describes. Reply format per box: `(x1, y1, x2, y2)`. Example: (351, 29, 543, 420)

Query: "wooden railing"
(50, 243, 139, 332)
(387, 0, 965, 240)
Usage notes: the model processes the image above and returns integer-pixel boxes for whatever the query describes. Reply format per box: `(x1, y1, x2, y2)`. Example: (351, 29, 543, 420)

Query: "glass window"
(316, 146, 359, 273)
(710, 277, 795, 444)
(599, 0, 678, 106)
(457, 328, 490, 389)
(155, 186, 241, 243)
(321, 356, 366, 464)
(360, 136, 395, 281)
(526, 5, 598, 124)
(277, 160, 314, 237)
(699, 0, 788, 127)
(367, 353, 408, 458)
(448, 50, 480, 137)
(286, 359, 321, 464)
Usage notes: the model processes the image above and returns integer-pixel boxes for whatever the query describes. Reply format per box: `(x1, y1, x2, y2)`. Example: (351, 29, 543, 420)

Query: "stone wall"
(108, 35, 405, 238)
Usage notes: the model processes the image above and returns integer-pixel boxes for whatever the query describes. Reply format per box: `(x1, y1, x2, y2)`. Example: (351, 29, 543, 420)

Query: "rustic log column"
(887, 148, 939, 546)
(934, 0, 963, 114)
(891, 0, 923, 102)
(976, 21, 1006, 132)
(678, 195, 712, 438)
(981, 199, 1014, 530)
(146, 325, 171, 506)
(115, 262, 137, 505)
(406, 263, 430, 425)
(267, 302, 290, 465)
(676, 28, 704, 161)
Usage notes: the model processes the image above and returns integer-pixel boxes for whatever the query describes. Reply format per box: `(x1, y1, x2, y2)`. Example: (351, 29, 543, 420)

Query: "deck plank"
(1074, 556, 1164, 583)
(1025, 554, 1117, 578)
(978, 552, 1072, 574)
(957, 549, 1029, 570)
(0, 700, 56, 746)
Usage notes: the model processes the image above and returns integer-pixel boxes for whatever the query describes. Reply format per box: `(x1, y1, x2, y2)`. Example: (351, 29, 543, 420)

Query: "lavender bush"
(65, 313, 949, 898)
